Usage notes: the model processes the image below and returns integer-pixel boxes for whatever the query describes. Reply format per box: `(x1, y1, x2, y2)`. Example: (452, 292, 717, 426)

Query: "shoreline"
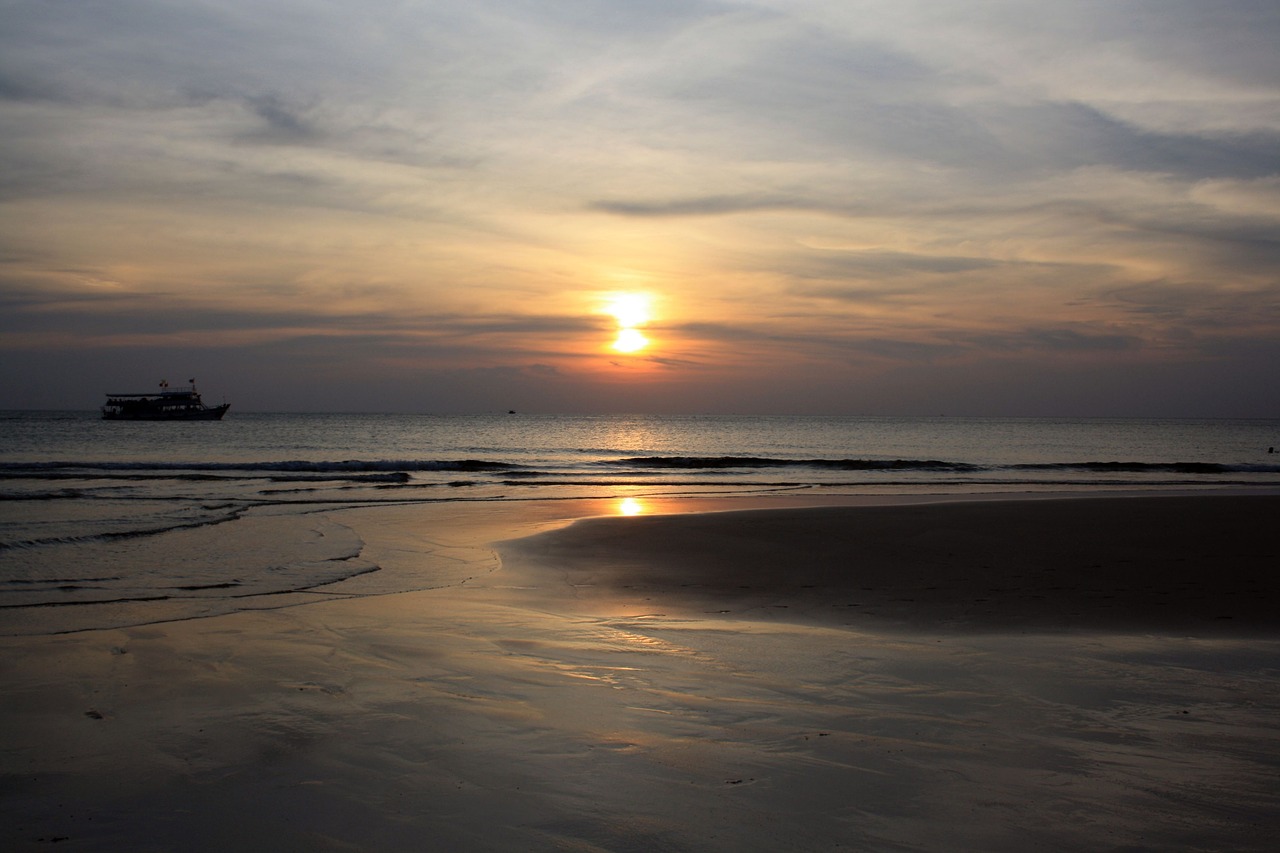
(2, 491, 1278, 850)
(4, 487, 1278, 639)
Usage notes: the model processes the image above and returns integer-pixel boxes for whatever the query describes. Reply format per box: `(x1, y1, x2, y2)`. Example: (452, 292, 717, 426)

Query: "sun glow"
(617, 497, 646, 516)
(605, 293, 650, 328)
(601, 291, 654, 355)
(612, 328, 649, 353)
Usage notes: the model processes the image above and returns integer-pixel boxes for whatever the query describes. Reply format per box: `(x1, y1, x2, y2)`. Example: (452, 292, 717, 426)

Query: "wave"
(2, 457, 1277, 486)
(0, 504, 248, 552)
(1007, 461, 1280, 475)
(608, 456, 1280, 475)
(0, 460, 522, 478)
(0, 488, 88, 500)
(610, 456, 979, 471)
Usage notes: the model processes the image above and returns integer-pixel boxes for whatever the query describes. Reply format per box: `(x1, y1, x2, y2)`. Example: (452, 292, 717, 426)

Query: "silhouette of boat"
(102, 380, 229, 421)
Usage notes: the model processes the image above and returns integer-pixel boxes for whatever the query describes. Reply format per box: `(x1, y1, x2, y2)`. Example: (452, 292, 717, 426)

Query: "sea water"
(2, 411, 1278, 634)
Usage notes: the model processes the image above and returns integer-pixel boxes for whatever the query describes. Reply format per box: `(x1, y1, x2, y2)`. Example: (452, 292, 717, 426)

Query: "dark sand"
(501, 494, 1280, 634)
(2, 494, 1278, 851)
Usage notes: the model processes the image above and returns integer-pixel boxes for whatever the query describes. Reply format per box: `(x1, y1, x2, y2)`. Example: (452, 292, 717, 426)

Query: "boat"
(102, 379, 230, 421)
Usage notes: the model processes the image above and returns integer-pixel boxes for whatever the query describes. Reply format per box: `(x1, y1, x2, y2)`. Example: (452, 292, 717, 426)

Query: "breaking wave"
(4, 457, 1278, 484)
(0, 459, 522, 479)
(611, 456, 978, 471)
(607, 456, 1280, 475)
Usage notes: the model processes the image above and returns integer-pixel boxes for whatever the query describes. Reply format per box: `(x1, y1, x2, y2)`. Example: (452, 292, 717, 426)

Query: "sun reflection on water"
(617, 497, 646, 516)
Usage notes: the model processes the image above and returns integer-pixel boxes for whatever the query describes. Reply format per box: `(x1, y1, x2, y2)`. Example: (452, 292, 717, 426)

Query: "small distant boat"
(102, 379, 229, 421)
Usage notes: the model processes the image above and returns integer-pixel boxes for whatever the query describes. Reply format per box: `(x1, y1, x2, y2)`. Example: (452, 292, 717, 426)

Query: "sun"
(605, 293, 650, 328)
(612, 328, 649, 353)
(601, 291, 654, 355)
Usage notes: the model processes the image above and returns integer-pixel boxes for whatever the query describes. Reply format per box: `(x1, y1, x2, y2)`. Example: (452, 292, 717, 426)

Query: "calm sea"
(3, 411, 1278, 635)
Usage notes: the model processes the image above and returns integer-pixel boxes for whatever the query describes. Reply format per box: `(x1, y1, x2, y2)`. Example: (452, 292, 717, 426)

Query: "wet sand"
(2, 494, 1278, 851)
(502, 494, 1280, 635)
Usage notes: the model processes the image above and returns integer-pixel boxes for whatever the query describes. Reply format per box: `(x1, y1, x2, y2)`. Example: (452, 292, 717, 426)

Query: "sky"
(2, 0, 1278, 415)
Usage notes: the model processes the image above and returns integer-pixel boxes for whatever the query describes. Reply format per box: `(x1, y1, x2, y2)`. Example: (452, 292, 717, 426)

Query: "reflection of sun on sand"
(616, 496, 645, 515)
(3, 495, 1279, 851)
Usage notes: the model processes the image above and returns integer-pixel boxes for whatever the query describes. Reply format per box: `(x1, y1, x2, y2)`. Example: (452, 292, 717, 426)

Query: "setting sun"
(605, 293, 651, 328)
(612, 328, 649, 353)
(601, 291, 655, 355)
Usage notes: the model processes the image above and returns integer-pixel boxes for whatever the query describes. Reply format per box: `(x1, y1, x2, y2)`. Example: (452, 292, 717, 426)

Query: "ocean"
(3, 411, 1278, 635)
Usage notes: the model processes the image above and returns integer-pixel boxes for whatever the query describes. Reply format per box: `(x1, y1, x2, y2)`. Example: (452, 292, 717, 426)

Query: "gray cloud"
(1104, 280, 1280, 328)
(0, 286, 602, 343)
(960, 327, 1142, 354)
(591, 194, 828, 218)
(1, 0, 1278, 414)
(1000, 102, 1280, 180)
(237, 94, 324, 144)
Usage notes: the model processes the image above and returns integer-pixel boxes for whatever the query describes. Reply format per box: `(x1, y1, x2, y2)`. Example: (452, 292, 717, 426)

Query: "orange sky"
(2, 1, 1278, 414)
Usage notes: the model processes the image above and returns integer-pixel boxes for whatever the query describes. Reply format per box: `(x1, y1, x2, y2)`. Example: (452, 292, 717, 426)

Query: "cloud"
(960, 326, 1142, 354)
(997, 102, 1280, 180)
(590, 194, 825, 218)
(237, 94, 324, 144)
(1, 0, 1278, 414)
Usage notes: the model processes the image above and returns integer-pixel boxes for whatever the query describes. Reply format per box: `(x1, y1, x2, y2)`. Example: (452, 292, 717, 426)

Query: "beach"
(2, 494, 1278, 851)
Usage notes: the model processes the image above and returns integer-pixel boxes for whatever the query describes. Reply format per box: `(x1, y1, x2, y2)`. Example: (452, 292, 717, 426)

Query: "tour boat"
(102, 380, 230, 421)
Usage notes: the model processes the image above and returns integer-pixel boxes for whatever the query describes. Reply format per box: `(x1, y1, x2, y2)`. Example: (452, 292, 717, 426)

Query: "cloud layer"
(2, 0, 1278, 414)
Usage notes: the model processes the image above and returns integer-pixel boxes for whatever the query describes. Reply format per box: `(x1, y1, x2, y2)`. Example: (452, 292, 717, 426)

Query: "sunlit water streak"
(2, 411, 1277, 634)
